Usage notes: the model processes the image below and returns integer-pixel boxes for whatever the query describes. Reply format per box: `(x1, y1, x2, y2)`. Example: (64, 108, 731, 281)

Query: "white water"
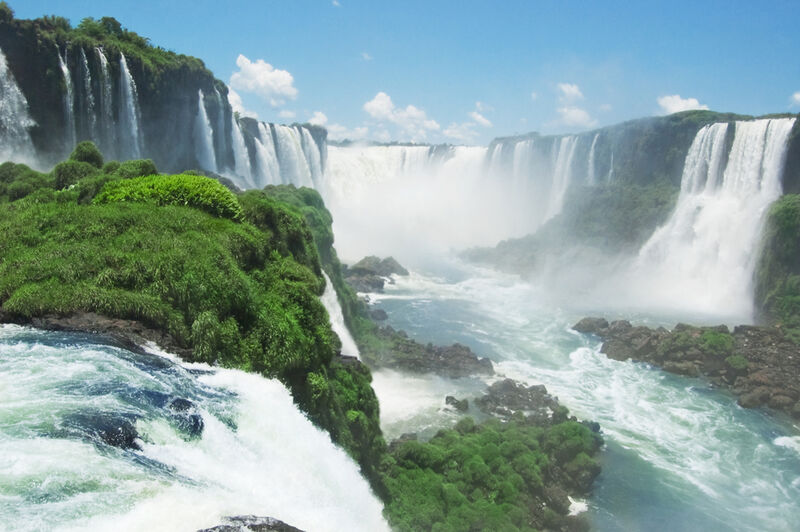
(57, 47, 76, 153)
(213, 88, 228, 167)
(545, 135, 579, 221)
(0, 47, 36, 165)
(230, 114, 252, 186)
(274, 125, 313, 187)
(95, 48, 117, 158)
(193, 90, 217, 173)
(300, 127, 324, 187)
(630, 118, 796, 320)
(320, 271, 360, 359)
(79, 48, 97, 141)
(254, 122, 281, 187)
(587, 133, 599, 185)
(0, 325, 388, 532)
(118, 53, 143, 159)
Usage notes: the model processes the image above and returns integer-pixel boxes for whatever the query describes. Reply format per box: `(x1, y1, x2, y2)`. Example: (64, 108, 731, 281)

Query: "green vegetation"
(755, 194, 800, 342)
(725, 355, 749, 371)
(382, 416, 601, 531)
(69, 141, 104, 169)
(656, 327, 734, 359)
(94, 173, 245, 221)
(0, 143, 385, 487)
(700, 330, 734, 357)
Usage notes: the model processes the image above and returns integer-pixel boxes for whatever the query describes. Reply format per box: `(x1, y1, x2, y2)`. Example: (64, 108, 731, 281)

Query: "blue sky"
(11, 0, 800, 144)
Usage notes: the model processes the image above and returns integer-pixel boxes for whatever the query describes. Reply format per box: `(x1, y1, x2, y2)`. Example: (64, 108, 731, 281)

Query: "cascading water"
(79, 48, 97, 141)
(230, 114, 253, 186)
(587, 133, 599, 185)
(631, 117, 796, 319)
(213, 88, 228, 166)
(274, 125, 314, 187)
(0, 325, 388, 532)
(545, 135, 578, 221)
(253, 122, 281, 187)
(57, 47, 76, 153)
(193, 90, 218, 172)
(118, 53, 143, 159)
(320, 272, 361, 359)
(95, 47, 117, 158)
(0, 47, 36, 164)
(300, 127, 324, 186)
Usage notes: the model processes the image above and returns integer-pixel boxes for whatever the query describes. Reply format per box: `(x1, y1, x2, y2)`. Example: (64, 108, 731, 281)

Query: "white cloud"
(657, 94, 708, 115)
(469, 110, 492, 127)
(229, 54, 298, 107)
(557, 83, 584, 102)
(327, 123, 369, 141)
(556, 106, 597, 128)
(278, 109, 296, 120)
(227, 88, 258, 119)
(792, 92, 800, 106)
(361, 52, 372, 61)
(443, 121, 478, 143)
(363, 91, 440, 140)
(308, 111, 328, 126)
(599, 103, 612, 112)
(332, 0, 341, 6)
(530, 91, 538, 101)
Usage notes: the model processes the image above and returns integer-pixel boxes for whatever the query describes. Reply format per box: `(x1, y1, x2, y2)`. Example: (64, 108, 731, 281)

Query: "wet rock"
(445, 395, 469, 412)
(198, 515, 304, 532)
(168, 398, 204, 438)
(342, 256, 408, 294)
(369, 308, 388, 321)
(475, 379, 558, 420)
(65, 412, 140, 450)
(572, 317, 609, 335)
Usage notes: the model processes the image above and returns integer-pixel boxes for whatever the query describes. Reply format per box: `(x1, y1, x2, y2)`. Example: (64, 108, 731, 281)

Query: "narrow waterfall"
(79, 48, 97, 141)
(118, 53, 143, 159)
(212, 88, 228, 166)
(57, 47, 76, 153)
(95, 47, 116, 158)
(320, 272, 361, 359)
(193, 90, 217, 172)
(0, 47, 36, 164)
(587, 133, 599, 185)
(634, 117, 796, 318)
(254, 122, 281, 187)
(544, 136, 578, 221)
(273, 125, 313, 186)
(300, 127, 324, 186)
(229, 114, 253, 186)
(0, 325, 388, 532)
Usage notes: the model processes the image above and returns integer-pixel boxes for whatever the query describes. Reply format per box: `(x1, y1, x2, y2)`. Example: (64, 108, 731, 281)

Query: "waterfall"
(321, 272, 361, 359)
(0, 325, 388, 532)
(300, 127, 324, 186)
(587, 133, 599, 185)
(118, 53, 143, 159)
(544, 136, 578, 221)
(0, 47, 36, 164)
(79, 48, 97, 141)
(230, 114, 253, 186)
(57, 47, 76, 153)
(95, 48, 116, 158)
(254, 122, 281, 187)
(633, 117, 796, 319)
(273, 125, 313, 186)
(607, 151, 614, 182)
(213, 88, 228, 167)
(193, 90, 218, 172)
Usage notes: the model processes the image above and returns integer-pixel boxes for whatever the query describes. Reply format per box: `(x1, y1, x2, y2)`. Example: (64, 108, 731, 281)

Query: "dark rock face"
(475, 379, 561, 422)
(64, 412, 140, 450)
(574, 317, 800, 419)
(198, 515, 304, 532)
(369, 308, 388, 321)
(343, 256, 408, 294)
(445, 395, 469, 411)
(168, 398, 205, 439)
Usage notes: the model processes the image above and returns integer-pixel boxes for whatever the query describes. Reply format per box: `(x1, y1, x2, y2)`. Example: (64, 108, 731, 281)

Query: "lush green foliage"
(0, 162, 53, 202)
(69, 141, 104, 169)
(53, 160, 100, 189)
(112, 159, 158, 179)
(94, 173, 244, 221)
(382, 417, 600, 531)
(700, 330, 734, 356)
(755, 194, 800, 342)
(725, 355, 749, 371)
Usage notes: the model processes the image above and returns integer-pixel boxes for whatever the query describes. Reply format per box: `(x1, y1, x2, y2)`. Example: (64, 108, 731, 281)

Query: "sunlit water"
(0, 325, 388, 532)
(368, 259, 800, 532)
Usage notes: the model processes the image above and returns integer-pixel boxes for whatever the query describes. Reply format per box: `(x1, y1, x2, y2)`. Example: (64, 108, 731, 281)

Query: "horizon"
(9, 0, 800, 145)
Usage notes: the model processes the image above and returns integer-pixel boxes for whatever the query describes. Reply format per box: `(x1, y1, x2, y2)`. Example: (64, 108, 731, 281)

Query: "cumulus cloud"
(657, 94, 708, 115)
(278, 110, 296, 120)
(443, 121, 478, 143)
(229, 54, 298, 107)
(361, 52, 372, 61)
(227, 88, 258, 119)
(792, 92, 800, 106)
(308, 111, 328, 126)
(332, 0, 341, 6)
(469, 110, 492, 127)
(363, 91, 440, 140)
(557, 83, 584, 102)
(556, 106, 597, 128)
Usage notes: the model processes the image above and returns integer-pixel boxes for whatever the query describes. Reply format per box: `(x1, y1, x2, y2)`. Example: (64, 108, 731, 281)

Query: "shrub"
(112, 158, 158, 179)
(700, 330, 734, 356)
(69, 141, 104, 169)
(52, 160, 99, 189)
(94, 173, 244, 221)
(725, 354, 749, 371)
(102, 160, 121, 174)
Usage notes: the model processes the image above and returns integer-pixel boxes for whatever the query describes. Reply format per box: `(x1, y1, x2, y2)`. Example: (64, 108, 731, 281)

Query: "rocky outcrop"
(198, 516, 303, 532)
(475, 379, 562, 422)
(343, 256, 408, 293)
(574, 317, 800, 418)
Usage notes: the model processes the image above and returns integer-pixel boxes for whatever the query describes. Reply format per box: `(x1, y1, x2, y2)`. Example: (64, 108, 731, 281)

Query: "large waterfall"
(0, 47, 36, 164)
(0, 325, 388, 532)
(193, 90, 218, 173)
(95, 47, 117, 159)
(118, 53, 143, 159)
(630, 117, 796, 319)
(57, 47, 77, 154)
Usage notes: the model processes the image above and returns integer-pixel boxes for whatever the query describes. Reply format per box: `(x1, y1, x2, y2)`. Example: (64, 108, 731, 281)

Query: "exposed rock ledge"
(198, 515, 303, 532)
(574, 317, 800, 419)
